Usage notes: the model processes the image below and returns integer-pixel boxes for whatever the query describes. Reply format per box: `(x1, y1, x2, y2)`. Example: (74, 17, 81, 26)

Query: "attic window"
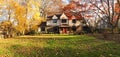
(72, 19, 76, 23)
(62, 19, 67, 23)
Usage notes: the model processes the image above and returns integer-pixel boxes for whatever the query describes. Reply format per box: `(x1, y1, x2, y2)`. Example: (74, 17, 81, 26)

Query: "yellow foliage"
(30, 12, 43, 30)
(0, 0, 44, 34)
(9, 1, 28, 34)
(1, 21, 11, 26)
(27, 0, 44, 31)
(0, 0, 4, 4)
(0, 21, 12, 30)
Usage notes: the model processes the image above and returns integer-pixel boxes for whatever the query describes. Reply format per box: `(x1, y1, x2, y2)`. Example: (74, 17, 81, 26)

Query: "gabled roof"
(47, 12, 83, 20)
(69, 15, 76, 20)
(47, 13, 62, 19)
(56, 14, 62, 19)
(60, 13, 68, 19)
(65, 12, 83, 20)
(47, 15, 53, 19)
(52, 15, 58, 19)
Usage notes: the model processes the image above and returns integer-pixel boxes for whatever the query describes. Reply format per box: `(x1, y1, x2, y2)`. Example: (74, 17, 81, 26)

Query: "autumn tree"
(89, 0, 120, 33)
(8, 0, 43, 35)
(68, 0, 120, 33)
(40, 0, 65, 18)
(0, 0, 16, 38)
(0, 0, 46, 37)
(28, 0, 44, 34)
(24, 0, 44, 34)
(0, 21, 15, 38)
(9, 1, 28, 35)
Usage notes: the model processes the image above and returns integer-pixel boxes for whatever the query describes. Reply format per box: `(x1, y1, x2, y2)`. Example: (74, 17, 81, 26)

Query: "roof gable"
(52, 15, 58, 19)
(60, 13, 68, 19)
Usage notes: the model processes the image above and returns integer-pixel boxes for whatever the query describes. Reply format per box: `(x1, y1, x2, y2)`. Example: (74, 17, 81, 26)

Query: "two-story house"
(38, 13, 83, 34)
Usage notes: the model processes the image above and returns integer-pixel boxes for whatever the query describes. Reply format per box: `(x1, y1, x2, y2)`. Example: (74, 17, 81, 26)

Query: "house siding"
(69, 20, 81, 27)
(47, 20, 60, 26)
(60, 19, 69, 25)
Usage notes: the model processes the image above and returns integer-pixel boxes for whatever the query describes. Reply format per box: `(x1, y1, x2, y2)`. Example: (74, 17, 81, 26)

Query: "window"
(72, 26, 76, 31)
(53, 26, 59, 33)
(72, 19, 76, 23)
(62, 19, 67, 23)
(53, 19, 57, 23)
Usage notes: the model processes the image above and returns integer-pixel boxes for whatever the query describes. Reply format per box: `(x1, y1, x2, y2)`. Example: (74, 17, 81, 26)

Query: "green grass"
(0, 35, 120, 57)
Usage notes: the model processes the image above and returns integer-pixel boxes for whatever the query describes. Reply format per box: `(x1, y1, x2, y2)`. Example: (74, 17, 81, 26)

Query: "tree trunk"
(111, 26, 114, 34)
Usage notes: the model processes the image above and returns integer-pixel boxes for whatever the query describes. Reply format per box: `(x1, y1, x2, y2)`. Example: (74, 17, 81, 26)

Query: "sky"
(62, 0, 70, 4)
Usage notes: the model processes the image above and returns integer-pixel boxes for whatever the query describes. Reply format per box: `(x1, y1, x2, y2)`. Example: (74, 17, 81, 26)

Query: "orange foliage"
(63, 1, 83, 20)
(115, 3, 120, 14)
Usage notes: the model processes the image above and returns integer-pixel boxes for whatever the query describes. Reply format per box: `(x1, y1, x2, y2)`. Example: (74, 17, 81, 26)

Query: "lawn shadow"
(89, 34, 120, 43)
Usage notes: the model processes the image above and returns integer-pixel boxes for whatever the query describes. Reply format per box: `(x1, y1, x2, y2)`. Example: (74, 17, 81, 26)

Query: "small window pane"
(72, 20, 76, 23)
(62, 19, 67, 23)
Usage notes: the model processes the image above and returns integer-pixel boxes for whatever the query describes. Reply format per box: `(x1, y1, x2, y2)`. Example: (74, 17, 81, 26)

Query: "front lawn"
(0, 35, 120, 57)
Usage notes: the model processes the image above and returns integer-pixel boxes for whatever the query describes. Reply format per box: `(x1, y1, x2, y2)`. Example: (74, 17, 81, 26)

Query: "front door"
(53, 26, 59, 33)
(62, 28, 67, 34)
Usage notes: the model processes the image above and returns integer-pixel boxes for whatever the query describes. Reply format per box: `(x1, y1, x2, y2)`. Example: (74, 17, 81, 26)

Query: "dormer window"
(72, 19, 76, 23)
(62, 19, 67, 23)
(53, 19, 57, 23)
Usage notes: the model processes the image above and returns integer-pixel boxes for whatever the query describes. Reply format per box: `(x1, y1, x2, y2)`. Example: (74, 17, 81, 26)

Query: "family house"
(38, 13, 83, 34)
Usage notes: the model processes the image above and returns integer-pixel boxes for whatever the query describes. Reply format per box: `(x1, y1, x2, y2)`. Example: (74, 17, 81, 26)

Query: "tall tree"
(89, 0, 120, 33)
(28, 0, 44, 33)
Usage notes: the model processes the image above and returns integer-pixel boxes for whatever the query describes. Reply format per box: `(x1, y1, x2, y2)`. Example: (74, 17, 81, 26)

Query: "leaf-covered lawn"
(0, 35, 120, 57)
